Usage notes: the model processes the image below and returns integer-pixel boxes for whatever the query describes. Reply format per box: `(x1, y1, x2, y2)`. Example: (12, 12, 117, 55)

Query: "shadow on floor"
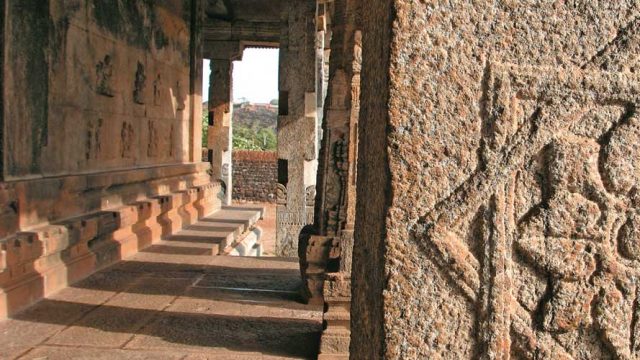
(13, 299, 321, 358)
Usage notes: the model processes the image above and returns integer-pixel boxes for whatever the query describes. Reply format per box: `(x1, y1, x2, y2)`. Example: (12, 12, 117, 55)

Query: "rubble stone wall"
(232, 151, 277, 203)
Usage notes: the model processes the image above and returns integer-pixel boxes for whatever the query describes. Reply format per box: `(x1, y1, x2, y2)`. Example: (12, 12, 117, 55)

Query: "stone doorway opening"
(203, 46, 280, 257)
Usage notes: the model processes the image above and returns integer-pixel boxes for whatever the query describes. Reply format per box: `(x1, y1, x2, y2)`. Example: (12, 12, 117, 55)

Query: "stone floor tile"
(20, 345, 186, 359)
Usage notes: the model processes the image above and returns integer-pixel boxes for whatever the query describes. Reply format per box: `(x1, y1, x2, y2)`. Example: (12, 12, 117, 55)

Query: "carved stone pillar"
(352, 1, 640, 359)
(309, 0, 361, 358)
(276, 0, 319, 257)
(207, 59, 233, 205)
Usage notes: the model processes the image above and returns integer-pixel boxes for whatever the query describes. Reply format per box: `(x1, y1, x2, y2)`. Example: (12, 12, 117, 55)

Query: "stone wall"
(3, 0, 201, 181)
(353, 1, 640, 358)
(232, 150, 277, 203)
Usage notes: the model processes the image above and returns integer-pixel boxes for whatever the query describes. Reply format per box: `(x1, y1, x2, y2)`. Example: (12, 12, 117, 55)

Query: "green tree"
(202, 110, 209, 148)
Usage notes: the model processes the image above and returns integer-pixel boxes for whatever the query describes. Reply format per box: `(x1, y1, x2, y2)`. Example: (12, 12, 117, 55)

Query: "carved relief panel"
(416, 63, 640, 359)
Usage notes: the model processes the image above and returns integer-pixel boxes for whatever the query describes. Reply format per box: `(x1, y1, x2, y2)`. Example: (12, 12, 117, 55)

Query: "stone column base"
(319, 272, 351, 358)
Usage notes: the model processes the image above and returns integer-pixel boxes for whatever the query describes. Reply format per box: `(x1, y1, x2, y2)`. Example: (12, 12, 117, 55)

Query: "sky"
(203, 48, 279, 104)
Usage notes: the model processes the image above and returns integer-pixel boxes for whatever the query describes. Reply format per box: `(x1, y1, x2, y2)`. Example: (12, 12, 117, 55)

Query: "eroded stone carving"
(414, 63, 640, 359)
(96, 55, 114, 97)
(327, 134, 348, 234)
(120, 122, 134, 158)
(133, 62, 146, 104)
(86, 118, 103, 160)
(305, 185, 316, 207)
(153, 74, 162, 105)
(147, 120, 158, 157)
(276, 183, 287, 205)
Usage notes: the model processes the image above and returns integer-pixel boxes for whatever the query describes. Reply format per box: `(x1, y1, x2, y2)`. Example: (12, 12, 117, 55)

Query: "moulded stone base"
(0, 180, 222, 319)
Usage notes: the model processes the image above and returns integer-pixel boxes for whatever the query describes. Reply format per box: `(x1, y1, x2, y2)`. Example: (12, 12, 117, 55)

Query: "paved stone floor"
(0, 247, 322, 359)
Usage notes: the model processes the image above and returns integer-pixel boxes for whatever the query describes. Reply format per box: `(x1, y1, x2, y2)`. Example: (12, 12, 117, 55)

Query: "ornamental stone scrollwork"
(276, 183, 287, 205)
(413, 63, 640, 359)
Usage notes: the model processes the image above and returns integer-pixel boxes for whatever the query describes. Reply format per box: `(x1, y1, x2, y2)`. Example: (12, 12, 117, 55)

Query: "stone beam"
(203, 19, 281, 44)
(202, 40, 243, 61)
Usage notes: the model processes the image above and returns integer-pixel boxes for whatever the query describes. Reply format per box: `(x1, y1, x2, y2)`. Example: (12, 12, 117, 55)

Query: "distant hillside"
(202, 102, 277, 130)
(233, 104, 277, 130)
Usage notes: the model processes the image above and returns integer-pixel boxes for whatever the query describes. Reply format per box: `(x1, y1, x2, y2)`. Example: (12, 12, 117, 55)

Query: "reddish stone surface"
(0, 249, 322, 359)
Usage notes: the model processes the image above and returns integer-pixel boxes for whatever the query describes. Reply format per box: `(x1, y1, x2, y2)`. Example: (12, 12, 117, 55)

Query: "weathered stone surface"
(208, 59, 235, 205)
(353, 2, 640, 358)
(308, 0, 362, 357)
(276, 0, 321, 257)
(0, 0, 211, 319)
(4, 0, 201, 180)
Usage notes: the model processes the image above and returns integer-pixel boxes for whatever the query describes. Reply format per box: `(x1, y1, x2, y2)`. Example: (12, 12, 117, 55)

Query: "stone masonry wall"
(232, 151, 277, 203)
(4, 0, 198, 181)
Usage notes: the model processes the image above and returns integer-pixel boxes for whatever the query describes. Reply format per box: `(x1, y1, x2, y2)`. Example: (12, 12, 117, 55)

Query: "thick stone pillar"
(352, 1, 640, 359)
(207, 59, 233, 205)
(276, 0, 319, 257)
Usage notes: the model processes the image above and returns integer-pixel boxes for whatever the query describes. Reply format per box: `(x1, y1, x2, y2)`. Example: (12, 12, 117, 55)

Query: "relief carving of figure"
(147, 121, 158, 157)
(120, 122, 134, 158)
(153, 74, 162, 105)
(327, 134, 349, 234)
(96, 55, 114, 97)
(352, 31, 362, 75)
(516, 128, 640, 358)
(133, 62, 146, 104)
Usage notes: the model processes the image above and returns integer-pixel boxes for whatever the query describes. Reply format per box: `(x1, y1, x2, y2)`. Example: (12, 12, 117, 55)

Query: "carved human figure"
(153, 74, 162, 105)
(133, 62, 146, 104)
(120, 122, 134, 158)
(96, 55, 114, 97)
(326, 134, 349, 234)
(516, 133, 638, 358)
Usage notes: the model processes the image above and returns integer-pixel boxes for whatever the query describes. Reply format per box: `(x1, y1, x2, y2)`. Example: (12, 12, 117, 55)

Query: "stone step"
(167, 205, 264, 255)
